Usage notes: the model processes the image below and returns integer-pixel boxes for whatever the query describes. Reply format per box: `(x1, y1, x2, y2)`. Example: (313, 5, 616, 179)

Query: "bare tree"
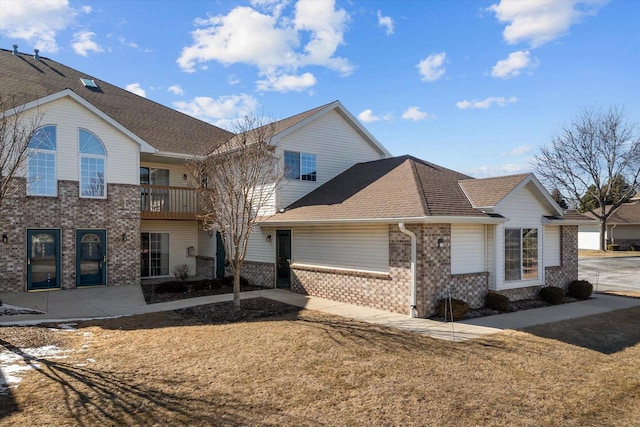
(0, 96, 43, 219)
(534, 106, 640, 250)
(186, 115, 281, 308)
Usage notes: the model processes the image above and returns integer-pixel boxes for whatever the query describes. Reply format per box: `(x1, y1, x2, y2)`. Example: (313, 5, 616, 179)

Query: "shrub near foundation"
(485, 291, 509, 312)
(539, 286, 565, 305)
(437, 298, 469, 321)
(567, 280, 593, 300)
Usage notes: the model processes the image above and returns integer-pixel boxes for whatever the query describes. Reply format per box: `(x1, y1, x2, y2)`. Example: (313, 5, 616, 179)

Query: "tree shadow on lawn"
(519, 306, 640, 354)
(0, 336, 320, 426)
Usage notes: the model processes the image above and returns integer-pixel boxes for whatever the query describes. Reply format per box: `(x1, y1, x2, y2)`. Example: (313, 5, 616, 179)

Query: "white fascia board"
(542, 218, 599, 226)
(496, 174, 564, 216)
(271, 101, 392, 158)
(261, 215, 508, 228)
(152, 151, 204, 160)
(7, 89, 157, 154)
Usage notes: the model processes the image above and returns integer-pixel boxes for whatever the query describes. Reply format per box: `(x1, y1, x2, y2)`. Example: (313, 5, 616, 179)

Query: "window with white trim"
(505, 228, 538, 281)
(79, 129, 107, 198)
(284, 151, 316, 181)
(27, 125, 57, 196)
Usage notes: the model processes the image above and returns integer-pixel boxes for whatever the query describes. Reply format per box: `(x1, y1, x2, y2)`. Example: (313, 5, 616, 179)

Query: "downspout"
(398, 223, 417, 318)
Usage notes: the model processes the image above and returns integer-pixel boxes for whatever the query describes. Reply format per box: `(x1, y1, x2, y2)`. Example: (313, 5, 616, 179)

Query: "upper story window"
(504, 228, 538, 281)
(27, 125, 57, 196)
(284, 151, 317, 182)
(79, 129, 107, 198)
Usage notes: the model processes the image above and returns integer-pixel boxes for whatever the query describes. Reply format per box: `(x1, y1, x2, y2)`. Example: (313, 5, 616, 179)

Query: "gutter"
(398, 223, 417, 318)
(262, 215, 508, 228)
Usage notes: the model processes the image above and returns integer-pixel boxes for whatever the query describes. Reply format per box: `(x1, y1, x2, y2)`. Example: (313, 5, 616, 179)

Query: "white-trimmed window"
(79, 129, 107, 198)
(27, 125, 57, 196)
(505, 228, 538, 281)
(284, 151, 316, 181)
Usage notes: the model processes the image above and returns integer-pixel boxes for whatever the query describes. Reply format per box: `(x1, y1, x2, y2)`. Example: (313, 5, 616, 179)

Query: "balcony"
(140, 185, 201, 220)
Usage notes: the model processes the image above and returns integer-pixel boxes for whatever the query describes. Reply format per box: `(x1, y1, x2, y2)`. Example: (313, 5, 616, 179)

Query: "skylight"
(80, 78, 99, 88)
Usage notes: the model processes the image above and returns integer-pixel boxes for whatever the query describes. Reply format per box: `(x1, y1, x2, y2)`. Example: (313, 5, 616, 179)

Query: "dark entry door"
(76, 230, 107, 287)
(27, 229, 61, 291)
(276, 230, 291, 288)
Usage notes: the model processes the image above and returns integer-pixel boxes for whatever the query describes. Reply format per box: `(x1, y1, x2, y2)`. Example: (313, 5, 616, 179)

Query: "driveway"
(578, 257, 640, 293)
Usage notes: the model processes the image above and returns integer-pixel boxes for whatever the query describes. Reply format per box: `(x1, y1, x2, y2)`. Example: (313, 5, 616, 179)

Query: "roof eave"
(261, 215, 508, 227)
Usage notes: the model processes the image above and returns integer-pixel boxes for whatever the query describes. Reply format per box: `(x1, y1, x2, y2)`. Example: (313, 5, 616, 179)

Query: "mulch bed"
(141, 278, 262, 304)
(175, 297, 302, 324)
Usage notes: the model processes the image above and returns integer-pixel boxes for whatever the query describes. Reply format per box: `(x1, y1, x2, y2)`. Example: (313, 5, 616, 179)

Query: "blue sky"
(1, 0, 638, 177)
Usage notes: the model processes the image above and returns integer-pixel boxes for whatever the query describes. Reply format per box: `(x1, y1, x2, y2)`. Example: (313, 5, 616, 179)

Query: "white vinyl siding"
(277, 110, 385, 209)
(495, 183, 551, 290)
(245, 227, 276, 263)
(141, 220, 198, 276)
(544, 226, 561, 267)
(451, 224, 486, 274)
(197, 227, 216, 258)
(20, 97, 139, 185)
(292, 225, 389, 273)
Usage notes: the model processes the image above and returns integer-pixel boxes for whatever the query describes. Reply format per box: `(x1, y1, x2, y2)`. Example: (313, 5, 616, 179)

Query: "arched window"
(79, 129, 107, 198)
(27, 125, 57, 196)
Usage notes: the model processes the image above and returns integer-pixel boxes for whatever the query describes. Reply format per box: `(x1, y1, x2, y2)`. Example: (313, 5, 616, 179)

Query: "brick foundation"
(238, 261, 276, 288)
(195, 256, 215, 279)
(0, 180, 140, 292)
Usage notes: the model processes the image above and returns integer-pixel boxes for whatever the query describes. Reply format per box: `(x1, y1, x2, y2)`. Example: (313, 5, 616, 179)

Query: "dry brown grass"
(1, 305, 639, 426)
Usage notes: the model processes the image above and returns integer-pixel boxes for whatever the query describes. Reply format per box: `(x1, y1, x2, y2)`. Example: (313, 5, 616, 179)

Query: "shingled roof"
(583, 198, 640, 225)
(0, 48, 233, 155)
(265, 156, 500, 224)
(459, 174, 530, 208)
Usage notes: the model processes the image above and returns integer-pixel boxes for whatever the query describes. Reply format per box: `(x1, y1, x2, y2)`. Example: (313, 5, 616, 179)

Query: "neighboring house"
(1, 47, 590, 318)
(578, 192, 640, 250)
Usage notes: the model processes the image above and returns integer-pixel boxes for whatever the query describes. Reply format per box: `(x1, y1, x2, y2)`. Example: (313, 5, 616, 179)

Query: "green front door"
(27, 229, 61, 291)
(76, 230, 107, 287)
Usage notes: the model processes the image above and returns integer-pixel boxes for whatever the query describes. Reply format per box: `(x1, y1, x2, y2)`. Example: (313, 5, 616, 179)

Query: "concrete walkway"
(1, 286, 639, 342)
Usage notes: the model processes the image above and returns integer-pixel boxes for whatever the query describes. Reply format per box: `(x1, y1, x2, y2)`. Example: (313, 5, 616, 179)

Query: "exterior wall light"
(122, 233, 127, 242)
(266, 234, 272, 243)
(2, 234, 7, 244)
(437, 237, 444, 248)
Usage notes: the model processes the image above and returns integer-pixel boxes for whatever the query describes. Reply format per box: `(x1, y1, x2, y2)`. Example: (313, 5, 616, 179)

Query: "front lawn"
(1, 303, 639, 426)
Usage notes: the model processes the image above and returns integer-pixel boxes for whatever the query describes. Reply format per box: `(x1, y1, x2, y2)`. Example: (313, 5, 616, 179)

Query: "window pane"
(27, 152, 56, 196)
(28, 126, 56, 150)
(284, 151, 300, 179)
(301, 153, 317, 181)
(150, 233, 169, 276)
(522, 228, 538, 279)
(504, 228, 521, 281)
(150, 168, 169, 185)
(79, 129, 106, 155)
(80, 157, 105, 197)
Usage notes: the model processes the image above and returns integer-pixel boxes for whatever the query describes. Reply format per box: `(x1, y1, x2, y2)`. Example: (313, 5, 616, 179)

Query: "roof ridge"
(407, 157, 431, 216)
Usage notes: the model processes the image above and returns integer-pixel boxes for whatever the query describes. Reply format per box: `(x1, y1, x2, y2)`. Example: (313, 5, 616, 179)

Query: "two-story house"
(1, 47, 591, 317)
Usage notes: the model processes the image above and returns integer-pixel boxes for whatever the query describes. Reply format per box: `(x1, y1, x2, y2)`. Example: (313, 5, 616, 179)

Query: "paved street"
(578, 257, 640, 293)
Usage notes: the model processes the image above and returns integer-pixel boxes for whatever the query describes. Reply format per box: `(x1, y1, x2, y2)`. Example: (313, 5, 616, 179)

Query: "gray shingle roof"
(0, 48, 233, 155)
(459, 174, 531, 208)
(583, 200, 640, 224)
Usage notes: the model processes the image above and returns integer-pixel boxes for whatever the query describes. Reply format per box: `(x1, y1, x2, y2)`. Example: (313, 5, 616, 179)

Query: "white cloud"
(358, 109, 380, 123)
(489, 0, 607, 48)
(501, 145, 532, 156)
(256, 72, 317, 92)
(491, 50, 535, 79)
(402, 106, 429, 121)
(456, 96, 518, 110)
(0, 0, 76, 52)
(417, 52, 446, 82)
(71, 31, 103, 56)
(81, 5, 92, 14)
(125, 83, 147, 98)
(173, 94, 259, 129)
(377, 10, 394, 35)
(177, 0, 352, 90)
(168, 85, 184, 96)
(228, 75, 240, 85)
(468, 163, 532, 178)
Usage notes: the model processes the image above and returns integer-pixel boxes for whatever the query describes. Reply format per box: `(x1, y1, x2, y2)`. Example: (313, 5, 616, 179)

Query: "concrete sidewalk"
(1, 285, 639, 342)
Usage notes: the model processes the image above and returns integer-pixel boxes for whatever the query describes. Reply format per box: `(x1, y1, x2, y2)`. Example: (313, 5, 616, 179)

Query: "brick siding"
(0, 179, 140, 292)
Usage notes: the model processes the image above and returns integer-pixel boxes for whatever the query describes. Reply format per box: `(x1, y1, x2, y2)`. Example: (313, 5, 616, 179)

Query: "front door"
(27, 229, 61, 291)
(76, 230, 107, 287)
(276, 230, 291, 288)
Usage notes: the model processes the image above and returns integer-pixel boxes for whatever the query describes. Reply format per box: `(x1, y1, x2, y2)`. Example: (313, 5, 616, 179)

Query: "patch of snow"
(0, 304, 45, 316)
(0, 345, 68, 394)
